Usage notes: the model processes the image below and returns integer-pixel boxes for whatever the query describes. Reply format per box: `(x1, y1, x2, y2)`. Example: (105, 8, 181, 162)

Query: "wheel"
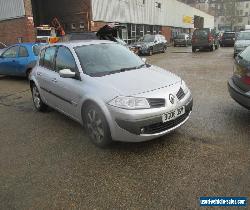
(215, 44, 219, 50)
(148, 49, 153, 56)
(210, 44, 214, 51)
(162, 46, 167, 53)
(31, 84, 47, 112)
(84, 104, 112, 148)
(174, 44, 176, 47)
(26, 69, 32, 79)
(192, 47, 196, 52)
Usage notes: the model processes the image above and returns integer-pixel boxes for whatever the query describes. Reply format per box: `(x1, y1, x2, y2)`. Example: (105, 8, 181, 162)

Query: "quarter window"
(2, 46, 19, 58)
(19, 46, 29, 57)
(55, 47, 77, 72)
(43, 47, 57, 70)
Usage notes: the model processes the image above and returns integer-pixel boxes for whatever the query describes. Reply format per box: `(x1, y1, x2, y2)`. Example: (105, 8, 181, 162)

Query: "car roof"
(51, 40, 114, 48)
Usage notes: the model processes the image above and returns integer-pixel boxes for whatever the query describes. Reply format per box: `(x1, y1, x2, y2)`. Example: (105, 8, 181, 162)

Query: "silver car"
(234, 31, 250, 58)
(30, 40, 193, 147)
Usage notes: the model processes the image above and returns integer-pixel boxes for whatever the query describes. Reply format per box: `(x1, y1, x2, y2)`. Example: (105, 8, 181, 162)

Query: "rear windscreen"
(223, 33, 235, 38)
(176, 34, 185, 39)
(193, 30, 208, 38)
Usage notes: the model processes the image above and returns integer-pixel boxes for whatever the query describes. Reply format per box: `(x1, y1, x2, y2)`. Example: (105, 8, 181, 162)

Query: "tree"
(223, 0, 238, 30)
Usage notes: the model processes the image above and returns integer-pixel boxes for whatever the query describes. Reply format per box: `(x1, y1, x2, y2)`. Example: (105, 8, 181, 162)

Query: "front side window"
(237, 32, 250, 40)
(19, 46, 29, 57)
(75, 43, 144, 77)
(138, 34, 155, 42)
(2, 46, 19, 58)
(55, 47, 77, 72)
(43, 47, 57, 70)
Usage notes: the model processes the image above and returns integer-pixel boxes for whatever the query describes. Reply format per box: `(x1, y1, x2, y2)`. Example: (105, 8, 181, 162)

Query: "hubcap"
(33, 86, 41, 109)
(86, 109, 104, 143)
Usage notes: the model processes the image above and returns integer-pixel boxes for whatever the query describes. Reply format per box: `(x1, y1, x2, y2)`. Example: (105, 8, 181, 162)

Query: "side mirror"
(142, 58, 147, 63)
(59, 69, 76, 78)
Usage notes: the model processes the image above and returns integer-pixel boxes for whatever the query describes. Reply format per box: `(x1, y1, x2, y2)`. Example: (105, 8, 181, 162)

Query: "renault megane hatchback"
(30, 40, 193, 147)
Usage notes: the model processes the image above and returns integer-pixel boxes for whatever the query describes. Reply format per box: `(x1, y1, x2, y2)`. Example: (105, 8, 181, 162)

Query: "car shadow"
(0, 75, 27, 81)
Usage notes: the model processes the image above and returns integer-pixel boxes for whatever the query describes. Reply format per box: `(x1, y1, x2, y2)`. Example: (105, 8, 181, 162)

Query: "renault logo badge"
(169, 94, 175, 104)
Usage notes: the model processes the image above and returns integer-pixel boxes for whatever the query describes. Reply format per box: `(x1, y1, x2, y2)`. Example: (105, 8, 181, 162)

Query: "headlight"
(108, 96, 150, 109)
(181, 80, 189, 93)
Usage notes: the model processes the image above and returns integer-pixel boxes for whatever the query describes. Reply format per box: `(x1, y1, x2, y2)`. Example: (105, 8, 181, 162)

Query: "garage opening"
(31, 0, 91, 34)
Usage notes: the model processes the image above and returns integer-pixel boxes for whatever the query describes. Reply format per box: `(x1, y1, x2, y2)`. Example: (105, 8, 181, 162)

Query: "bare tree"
(223, 0, 238, 30)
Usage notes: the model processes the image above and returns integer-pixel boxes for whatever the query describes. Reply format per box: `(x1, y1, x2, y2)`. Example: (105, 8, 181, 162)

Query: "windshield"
(75, 43, 145, 77)
(237, 32, 250, 40)
(37, 30, 51, 37)
(33, 44, 44, 56)
(176, 34, 185, 39)
(138, 35, 155, 42)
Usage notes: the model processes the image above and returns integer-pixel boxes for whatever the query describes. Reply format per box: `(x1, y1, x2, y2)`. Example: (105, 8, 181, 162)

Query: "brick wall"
(0, 17, 35, 45)
(161, 26, 172, 43)
(90, 21, 108, 32)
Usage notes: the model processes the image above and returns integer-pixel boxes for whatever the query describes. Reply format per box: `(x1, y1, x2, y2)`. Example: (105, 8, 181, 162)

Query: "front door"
(0, 46, 19, 76)
(50, 46, 81, 119)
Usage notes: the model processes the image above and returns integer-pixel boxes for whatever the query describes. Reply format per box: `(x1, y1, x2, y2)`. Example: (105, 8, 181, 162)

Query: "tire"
(31, 83, 48, 112)
(174, 44, 176, 47)
(84, 104, 112, 148)
(26, 69, 32, 79)
(215, 44, 218, 50)
(148, 49, 153, 56)
(192, 47, 196, 52)
(210, 45, 214, 52)
(162, 46, 167, 53)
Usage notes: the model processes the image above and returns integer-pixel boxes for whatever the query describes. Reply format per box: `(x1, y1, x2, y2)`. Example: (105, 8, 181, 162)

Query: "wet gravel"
(0, 47, 249, 210)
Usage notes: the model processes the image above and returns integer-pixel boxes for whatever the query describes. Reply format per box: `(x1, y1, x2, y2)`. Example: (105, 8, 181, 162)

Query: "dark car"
(131, 34, 167, 56)
(192, 28, 220, 52)
(59, 32, 99, 42)
(174, 33, 191, 47)
(221, 32, 235, 47)
(228, 46, 250, 109)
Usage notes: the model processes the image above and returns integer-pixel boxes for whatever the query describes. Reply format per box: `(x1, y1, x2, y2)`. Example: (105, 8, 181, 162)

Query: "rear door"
(0, 46, 19, 76)
(15, 46, 30, 76)
(233, 47, 250, 91)
(36, 46, 58, 105)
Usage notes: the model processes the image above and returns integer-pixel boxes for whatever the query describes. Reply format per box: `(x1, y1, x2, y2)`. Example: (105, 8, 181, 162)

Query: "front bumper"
(228, 78, 250, 109)
(107, 92, 193, 142)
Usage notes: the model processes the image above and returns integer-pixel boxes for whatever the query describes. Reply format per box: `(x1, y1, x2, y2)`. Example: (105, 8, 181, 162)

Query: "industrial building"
(0, 0, 214, 45)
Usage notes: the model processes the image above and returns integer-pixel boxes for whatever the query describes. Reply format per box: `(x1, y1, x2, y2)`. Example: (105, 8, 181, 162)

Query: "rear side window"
(43, 47, 57, 70)
(239, 46, 250, 62)
(2, 46, 19, 58)
(55, 47, 77, 72)
(19, 46, 29, 57)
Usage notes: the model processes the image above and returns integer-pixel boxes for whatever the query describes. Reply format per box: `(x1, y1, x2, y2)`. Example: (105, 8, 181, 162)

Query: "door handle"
(51, 78, 57, 83)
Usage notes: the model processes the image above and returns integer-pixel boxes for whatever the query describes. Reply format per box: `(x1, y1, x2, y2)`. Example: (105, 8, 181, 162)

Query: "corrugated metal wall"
(0, 0, 25, 21)
(92, 0, 214, 28)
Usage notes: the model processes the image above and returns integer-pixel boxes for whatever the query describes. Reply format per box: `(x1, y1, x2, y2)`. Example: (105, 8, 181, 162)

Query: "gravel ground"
(0, 46, 249, 210)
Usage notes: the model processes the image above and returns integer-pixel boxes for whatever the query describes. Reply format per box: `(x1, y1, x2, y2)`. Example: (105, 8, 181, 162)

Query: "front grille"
(176, 87, 185, 100)
(142, 111, 190, 134)
(147, 98, 165, 108)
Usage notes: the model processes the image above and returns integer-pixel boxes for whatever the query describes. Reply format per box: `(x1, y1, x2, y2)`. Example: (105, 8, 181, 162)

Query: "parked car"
(234, 30, 250, 58)
(192, 28, 220, 52)
(30, 40, 193, 147)
(0, 42, 7, 55)
(131, 34, 167, 56)
(220, 32, 235, 47)
(173, 33, 191, 47)
(0, 43, 44, 78)
(228, 46, 250, 110)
